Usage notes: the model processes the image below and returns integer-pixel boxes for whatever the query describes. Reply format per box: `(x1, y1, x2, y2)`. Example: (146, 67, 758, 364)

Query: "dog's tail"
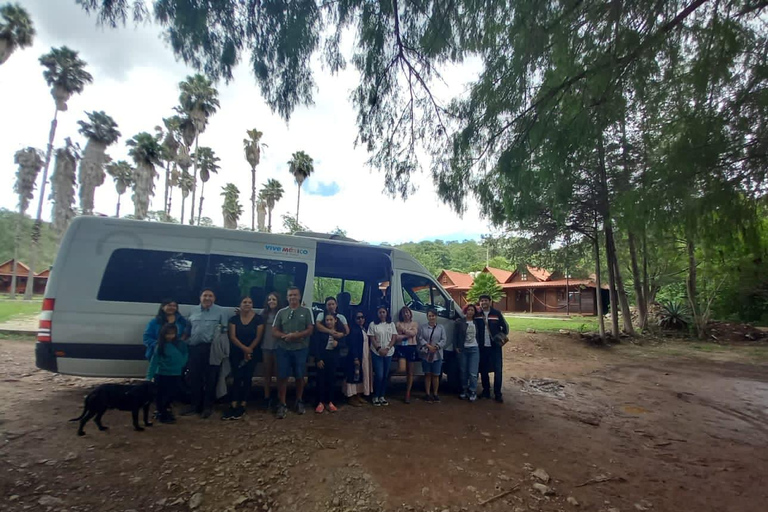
(69, 399, 88, 422)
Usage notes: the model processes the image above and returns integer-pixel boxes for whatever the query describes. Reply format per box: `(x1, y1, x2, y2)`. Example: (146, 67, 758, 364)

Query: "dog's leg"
(132, 409, 144, 432)
(78, 410, 97, 436)
(94, 411, 109, 431)
(143, 403, 153, 427)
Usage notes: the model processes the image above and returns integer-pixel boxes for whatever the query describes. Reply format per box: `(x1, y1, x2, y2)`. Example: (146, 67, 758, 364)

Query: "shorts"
(276, 346, 309, 380)
(421, 359, 443, 375)
(395, 344, 420, 362)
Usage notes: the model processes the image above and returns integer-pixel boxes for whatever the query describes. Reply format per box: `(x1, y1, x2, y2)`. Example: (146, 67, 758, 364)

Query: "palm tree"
(25, 47, 92, 299)
(10, 147, 43, 298)
(159, 115, 182, 215)
(258, 178, 284, 233)
(193, 146, 220, 225)
(77, 111, 121, 215)
(221, 183, 242, 229)
(177, 74, 219, 225)
(0, 3, 35, 65)
(177, 170, 195, 224)
(243, 128, 267, 230)
(288, 151, 314, 223)
(126, 132, 164, 220)
(49, 138, 79, 237)
(106, 160, 134, 218)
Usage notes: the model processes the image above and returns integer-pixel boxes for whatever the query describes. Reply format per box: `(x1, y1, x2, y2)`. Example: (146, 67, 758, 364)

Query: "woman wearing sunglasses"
(343, 312, 372, 406)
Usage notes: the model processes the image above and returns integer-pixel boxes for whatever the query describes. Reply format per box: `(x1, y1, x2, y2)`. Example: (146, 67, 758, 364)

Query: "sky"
(0, 1, 495, 245)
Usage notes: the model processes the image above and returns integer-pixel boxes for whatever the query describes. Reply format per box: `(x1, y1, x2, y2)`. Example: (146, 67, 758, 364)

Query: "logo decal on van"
(264, 244, 310, 256)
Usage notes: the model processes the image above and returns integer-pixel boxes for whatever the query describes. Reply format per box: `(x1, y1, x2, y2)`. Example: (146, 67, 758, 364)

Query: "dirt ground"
(1, 333, 767, 512)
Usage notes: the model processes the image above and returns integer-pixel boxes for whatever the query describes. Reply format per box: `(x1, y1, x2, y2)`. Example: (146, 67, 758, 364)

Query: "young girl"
(344, 312, 372, 406)
(395, 306, 419, 404)
(146, 323, 188, 424)
(223, 296, 264, 420)
(313, 313, 345, 413)
(367, 306, 398, 406)
(260, 292, 282, 410)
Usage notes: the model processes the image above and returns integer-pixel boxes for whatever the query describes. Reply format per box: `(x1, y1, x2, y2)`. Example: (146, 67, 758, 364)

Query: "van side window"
(400, 273, 450, 318)
(204, 255, 308, 307)
(98, 249, 206, 304)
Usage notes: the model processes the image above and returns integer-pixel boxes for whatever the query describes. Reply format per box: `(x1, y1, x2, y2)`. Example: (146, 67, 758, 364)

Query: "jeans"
(371, 352, 392, 398)
(316, 352, 339, 404)
(479, 344, 503, 397)
(459, 346, 480, 395)
(155, 374, 182, 412)
(188, 343, 219, 411)
(230, 356, 257, 403)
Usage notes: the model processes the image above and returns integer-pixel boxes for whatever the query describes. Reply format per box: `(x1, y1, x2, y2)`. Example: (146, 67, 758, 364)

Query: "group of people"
(143, 286, 510, 423)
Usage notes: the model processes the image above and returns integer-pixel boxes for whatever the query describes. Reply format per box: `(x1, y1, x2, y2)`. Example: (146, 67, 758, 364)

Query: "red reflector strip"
(38, 334, 51, 342)
(42, 298, 55, 311)
(39, 320, 52, 329)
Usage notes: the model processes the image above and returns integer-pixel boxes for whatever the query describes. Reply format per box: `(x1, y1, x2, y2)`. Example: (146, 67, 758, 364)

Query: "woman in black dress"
(222, 296, 264, 420)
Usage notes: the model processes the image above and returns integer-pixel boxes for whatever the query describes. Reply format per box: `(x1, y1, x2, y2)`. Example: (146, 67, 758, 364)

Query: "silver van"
(35, 217, 460, 383)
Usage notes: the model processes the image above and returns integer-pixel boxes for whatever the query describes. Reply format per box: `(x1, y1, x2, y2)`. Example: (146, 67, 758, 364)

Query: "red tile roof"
(439, 270, 474, 289)
(484, 266, 513, 283)
(526, 266, 551, 281)
(501, 279, 607, 290)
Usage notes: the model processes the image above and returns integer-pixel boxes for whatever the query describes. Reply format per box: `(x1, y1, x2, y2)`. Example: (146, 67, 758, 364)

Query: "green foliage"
(39, 46, 92, 94)
(467, 272, 503, 304)
(658, 300, 690, 331)
(77, 111, 121, 145)
(126, 132, 164, 167)
(0, 3, 36, 53)
(281, 214, 308, 235)
(0, 209, 57, 269)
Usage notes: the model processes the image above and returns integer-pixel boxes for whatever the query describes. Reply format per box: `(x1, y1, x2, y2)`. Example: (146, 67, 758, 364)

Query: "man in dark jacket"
(474, 294, 509, 402)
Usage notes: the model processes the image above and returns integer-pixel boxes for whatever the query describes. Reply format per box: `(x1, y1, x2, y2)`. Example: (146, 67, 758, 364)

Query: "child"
(313, 313, 345, 413)
(147, 323, 188, 423)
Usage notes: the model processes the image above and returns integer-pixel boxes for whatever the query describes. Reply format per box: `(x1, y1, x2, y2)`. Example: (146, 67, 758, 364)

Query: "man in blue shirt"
(181, 288, 228, 418)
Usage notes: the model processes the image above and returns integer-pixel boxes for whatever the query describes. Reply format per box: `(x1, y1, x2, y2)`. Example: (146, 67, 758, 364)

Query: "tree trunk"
(167, 185, 173, 217)
(164, 162, 171, 215)
(267, 207, 273, 233)
(628, 231, 648, 330)
(25, 107, 59, 300)
(642, 229, 650, 318)
(296, 185, 301, 223)
(593, 227, 606, 341)
(189, 136, 199, 225)
(197, 181, 206, 226)
(610, 230, 634, 335)
(686, 236, 705, 339)
(251, 167, 256, 231)
(10, 209, 23, 299)
(180, 194, 186, 224)
(597, 131, 619, 336)
(116, 194, 121, 218)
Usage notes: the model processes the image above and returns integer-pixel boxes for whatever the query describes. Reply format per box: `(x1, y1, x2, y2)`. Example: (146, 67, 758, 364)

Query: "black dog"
(70, 381, 156, 436)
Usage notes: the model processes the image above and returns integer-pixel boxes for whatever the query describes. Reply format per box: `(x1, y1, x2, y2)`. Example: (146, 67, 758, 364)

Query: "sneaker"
(315, 403, 325, 414)
(328, 402, 338, 413)
(180, 406, 199, 416)
(432, 395, 441, 403)
(494, 395, 504, 403)
(372, 397, 382, 407)
(469, 393, 477, 402)
(296, 400, 306, 415)
(221, 407, 236, 420)
(379, 397, 389, 406)
(276, 403, 288, 419)
(459, 393, 468, 400)
(423, 395, 433, 403)
(232, 406, 245, 420)
(201, 408, 213, 419)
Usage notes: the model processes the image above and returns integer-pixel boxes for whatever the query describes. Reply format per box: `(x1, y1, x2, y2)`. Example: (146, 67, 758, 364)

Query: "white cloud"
(0, 2, 492, 245)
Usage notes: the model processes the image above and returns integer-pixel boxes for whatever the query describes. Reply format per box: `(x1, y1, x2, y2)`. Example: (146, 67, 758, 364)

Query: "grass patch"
(505, 315, 599, 333)
(0, 300, 42, 323)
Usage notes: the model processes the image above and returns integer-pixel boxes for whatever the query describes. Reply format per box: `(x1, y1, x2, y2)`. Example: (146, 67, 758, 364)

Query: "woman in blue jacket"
(143, 299, 187, 360)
